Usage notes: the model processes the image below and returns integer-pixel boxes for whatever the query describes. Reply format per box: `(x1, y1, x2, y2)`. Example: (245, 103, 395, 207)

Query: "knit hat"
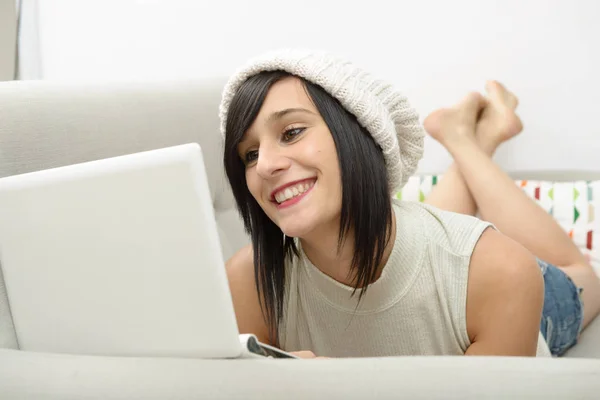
(219, 49, 425, 192)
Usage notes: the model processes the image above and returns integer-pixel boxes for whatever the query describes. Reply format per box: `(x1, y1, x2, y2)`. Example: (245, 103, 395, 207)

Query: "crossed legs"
(423, 81, 600, 330)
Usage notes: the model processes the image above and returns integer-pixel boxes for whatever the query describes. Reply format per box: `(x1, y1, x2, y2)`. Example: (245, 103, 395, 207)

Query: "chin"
(273, 202, 337, 240)
(276, 216, 318, 239)
(278, 223, 312, 239)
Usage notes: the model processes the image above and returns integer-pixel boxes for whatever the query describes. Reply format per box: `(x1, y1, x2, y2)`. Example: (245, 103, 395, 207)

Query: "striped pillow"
(395, 176, 600, 276)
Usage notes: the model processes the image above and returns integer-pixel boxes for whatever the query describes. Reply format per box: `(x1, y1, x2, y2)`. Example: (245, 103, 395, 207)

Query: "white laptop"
(0, 143, 295, 359)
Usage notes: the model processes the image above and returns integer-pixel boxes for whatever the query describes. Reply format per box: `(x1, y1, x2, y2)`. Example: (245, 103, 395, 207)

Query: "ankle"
(476, 136, 499, 156)
(444, 131, 480, 158)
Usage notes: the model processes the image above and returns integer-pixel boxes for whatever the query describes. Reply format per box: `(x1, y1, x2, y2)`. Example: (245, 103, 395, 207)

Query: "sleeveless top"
(279, 200, 551, 357)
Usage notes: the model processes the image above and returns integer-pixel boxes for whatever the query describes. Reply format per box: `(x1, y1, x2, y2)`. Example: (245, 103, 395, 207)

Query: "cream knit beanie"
(219, 49, 425, 192)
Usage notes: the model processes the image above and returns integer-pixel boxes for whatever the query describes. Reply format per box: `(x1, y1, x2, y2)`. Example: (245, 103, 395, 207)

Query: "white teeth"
(274, 180, 315, 204)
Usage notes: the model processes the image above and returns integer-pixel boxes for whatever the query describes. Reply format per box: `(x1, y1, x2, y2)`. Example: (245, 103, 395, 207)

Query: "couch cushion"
(0, 80, 249, 259)
(0, 268, 17, 349)
(1, 349, 599, 399)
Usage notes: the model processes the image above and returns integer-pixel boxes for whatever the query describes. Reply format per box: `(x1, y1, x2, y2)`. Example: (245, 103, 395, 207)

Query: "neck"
(300, 209, 396, 287)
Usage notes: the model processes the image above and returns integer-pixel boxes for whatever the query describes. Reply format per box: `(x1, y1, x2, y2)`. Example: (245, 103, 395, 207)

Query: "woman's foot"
(423, 92, 487, 153)
(476, 80, 523, 154)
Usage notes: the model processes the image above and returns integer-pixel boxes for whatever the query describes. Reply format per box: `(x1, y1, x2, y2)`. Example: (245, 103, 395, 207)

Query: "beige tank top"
(279, 200, 551, 357)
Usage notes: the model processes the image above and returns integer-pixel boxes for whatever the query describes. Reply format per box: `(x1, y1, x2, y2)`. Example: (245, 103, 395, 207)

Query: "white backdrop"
(23, 0, 600, 175)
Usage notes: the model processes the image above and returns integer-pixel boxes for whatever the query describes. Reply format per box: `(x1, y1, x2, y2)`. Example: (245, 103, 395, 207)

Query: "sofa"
(0, 0, 16, 81)
(0, 79, 599, 399)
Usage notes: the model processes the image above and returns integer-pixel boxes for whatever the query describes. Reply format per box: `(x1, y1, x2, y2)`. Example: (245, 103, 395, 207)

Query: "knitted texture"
(219, 49, 425, 192)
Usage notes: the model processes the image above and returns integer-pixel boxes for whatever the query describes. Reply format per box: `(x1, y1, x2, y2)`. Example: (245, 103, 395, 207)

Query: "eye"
(244, 149, 258, 165)
(282, 127, 306, 142)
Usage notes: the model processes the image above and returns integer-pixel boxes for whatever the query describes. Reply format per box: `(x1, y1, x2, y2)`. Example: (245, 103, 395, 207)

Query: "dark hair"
(223, 71, 393, 342)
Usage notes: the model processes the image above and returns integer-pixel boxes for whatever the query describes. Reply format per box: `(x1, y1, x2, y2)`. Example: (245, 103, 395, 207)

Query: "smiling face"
(236, 77, 342, 238)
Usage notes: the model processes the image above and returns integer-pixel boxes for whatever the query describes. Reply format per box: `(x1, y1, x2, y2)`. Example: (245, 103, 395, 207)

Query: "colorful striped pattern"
(395, 176, 600, 276)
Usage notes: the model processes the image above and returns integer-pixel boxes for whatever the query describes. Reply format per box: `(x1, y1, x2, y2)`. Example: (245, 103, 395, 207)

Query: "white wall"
(32, 0, 600, 175)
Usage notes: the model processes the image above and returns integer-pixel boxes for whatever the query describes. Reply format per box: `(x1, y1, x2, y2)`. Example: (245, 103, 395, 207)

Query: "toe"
(486, 80, 519, 109)
(456, 92, 487, 116)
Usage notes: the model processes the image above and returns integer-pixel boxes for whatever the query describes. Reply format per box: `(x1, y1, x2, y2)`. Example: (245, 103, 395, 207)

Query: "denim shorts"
(538, 259, 584, 356)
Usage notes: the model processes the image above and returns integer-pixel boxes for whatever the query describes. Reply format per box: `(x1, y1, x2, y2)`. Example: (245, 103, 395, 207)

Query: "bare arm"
(465, 228, 544, 356)
(225, 245, 271, 345)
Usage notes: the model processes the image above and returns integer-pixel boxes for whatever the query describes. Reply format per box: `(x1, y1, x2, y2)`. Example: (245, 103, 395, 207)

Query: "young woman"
(220, 50, 600, 358)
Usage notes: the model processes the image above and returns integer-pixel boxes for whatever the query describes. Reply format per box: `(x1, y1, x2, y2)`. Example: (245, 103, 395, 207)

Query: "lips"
(270, 178, 317, 204)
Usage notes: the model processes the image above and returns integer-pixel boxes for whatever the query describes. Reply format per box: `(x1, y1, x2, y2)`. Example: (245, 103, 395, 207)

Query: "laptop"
(0, 143, 296, 359)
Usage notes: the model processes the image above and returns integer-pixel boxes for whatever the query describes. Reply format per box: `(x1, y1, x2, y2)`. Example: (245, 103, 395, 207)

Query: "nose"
(255, 142, 291, 178)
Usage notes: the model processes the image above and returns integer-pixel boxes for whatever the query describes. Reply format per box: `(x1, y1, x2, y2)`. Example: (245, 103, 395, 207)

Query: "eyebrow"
(266, 107, 316, 123)
(238, 107, 316, 147)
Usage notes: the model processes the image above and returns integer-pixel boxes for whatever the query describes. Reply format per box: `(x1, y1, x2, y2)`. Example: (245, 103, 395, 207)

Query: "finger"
(290, 351, 317, 359)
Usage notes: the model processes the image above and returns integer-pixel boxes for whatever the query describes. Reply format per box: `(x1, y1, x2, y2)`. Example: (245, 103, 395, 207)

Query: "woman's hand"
(290, 350, 328, 359)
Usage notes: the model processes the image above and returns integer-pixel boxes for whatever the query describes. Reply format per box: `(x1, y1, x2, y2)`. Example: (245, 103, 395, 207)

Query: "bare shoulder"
(465, 228, 544, 355)
(226, 244, 254, 280)
(225, 245, 270, 344)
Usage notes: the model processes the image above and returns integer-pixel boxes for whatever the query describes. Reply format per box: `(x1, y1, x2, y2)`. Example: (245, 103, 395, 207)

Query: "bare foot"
(423, 92, 487, 150)
(476, 80, 523, 153)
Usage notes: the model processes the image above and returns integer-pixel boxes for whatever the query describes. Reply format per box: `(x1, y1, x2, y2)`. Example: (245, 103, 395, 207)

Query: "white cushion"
(1, 349, 599, 399)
